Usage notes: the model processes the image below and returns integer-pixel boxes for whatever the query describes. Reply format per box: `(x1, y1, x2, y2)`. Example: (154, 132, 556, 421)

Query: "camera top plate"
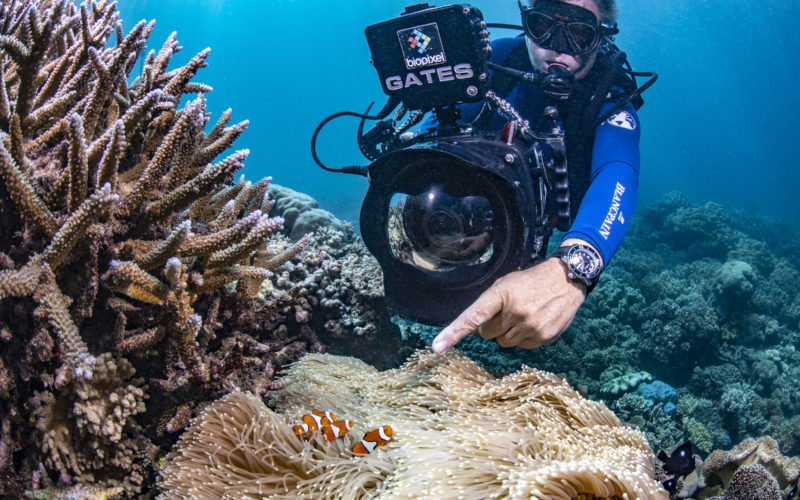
(365, 4, 491, 110)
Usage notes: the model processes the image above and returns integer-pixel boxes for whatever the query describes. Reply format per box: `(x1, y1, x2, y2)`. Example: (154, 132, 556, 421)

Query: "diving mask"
(519, 0, 605, 56)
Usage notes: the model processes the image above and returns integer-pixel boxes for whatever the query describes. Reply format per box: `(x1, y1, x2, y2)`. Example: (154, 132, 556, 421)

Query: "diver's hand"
(446, 232, 490, 260)
(431, 258, 586, 353)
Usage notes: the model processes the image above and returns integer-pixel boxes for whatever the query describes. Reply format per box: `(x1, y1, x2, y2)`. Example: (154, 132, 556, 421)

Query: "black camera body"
(314, 3, 569, 325)
(365, 4, 491, 111)
(360, 134, 544, 324)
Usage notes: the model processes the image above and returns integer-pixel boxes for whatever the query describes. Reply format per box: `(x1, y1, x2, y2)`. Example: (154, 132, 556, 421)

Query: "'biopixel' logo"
(398, 23, 446, 69)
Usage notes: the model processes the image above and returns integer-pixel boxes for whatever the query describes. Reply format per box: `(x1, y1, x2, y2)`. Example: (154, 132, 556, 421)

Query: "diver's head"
(519, 0, 615, 81)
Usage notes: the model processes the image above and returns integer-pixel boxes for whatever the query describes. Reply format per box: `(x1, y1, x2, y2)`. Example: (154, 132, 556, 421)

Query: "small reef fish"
(292, 410, 337, 436)
(660, 476, 679, 496)
(322, 419, 355, 441)
(657, 440, 694, 477)
(352, 425, 393, 455)
(657, 440, 694, 495)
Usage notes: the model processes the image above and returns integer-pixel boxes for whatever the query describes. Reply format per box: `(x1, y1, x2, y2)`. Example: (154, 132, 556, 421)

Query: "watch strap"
(548, 244, 602, 293)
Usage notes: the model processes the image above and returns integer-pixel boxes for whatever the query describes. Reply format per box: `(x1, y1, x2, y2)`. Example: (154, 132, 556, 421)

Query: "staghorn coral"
(0, 0, 320, 494)
(158, 350, 668, 499)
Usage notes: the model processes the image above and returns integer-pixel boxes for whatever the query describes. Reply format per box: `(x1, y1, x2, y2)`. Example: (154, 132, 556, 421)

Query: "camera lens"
(388, 191, 494, 271)
(424, 208, 463, 237)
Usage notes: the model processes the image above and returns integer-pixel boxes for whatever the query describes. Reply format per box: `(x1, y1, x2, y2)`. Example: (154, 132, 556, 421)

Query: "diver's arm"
(562, 102, 641, 263)
(432, 103, 641, 355)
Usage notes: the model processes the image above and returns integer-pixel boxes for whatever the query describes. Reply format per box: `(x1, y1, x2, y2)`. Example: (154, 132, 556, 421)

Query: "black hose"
(487, 62, 540, 85)
(593, 71, 658, 128)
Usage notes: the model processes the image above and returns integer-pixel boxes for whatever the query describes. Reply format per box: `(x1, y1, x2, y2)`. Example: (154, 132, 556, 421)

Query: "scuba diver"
(431, 0, 644, 354)
(312, 0, 653, 353)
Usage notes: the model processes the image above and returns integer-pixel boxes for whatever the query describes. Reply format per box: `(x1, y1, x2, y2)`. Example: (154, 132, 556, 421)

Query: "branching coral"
(158, 350, 668, 499)
(0, 0, 293, 385)
(0, 0, 317, 494)
(33, 353, 152, 493)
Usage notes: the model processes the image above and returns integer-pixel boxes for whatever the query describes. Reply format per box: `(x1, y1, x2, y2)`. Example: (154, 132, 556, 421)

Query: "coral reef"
(2, 0, 799, 496)
(262, 225, 400, 369)
(721, 463, 780, 500)
(701, 437, 799, 492)
(0, 0, 385, 495)
(158, 350, 668, 499)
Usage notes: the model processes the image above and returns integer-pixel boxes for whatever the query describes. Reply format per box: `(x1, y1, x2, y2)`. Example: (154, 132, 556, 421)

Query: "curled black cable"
(310, 97, 400, 176)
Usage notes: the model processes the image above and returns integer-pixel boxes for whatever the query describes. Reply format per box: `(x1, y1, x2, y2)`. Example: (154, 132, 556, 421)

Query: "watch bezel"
(565, 244, 603, 281)
(549, 243, 604, 289)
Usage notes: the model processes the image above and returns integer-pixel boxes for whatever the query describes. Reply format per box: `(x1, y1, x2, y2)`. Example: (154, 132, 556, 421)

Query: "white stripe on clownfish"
(293, 422, 310, 436)
(318, 411, 336, 425)
(322, 419, 354, 441)
(352, 425, 393, 456)
(357, 439, 377, 454)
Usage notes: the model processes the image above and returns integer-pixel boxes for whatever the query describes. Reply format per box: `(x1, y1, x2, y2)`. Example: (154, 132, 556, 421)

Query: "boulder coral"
(701, 436, 800, 492)
(158, 350, 668, 500)
(268, 183, 345, 240)
(721, 463, 781, 500)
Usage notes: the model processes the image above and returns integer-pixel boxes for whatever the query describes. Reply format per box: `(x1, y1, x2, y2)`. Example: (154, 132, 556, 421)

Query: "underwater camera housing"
(359, 133, 554, 326)
(364, 3, 491, 111)
(311, 3, 567, 325)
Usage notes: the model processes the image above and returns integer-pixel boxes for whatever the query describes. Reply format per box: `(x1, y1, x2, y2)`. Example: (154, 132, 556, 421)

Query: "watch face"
(567, 245, 602, 280)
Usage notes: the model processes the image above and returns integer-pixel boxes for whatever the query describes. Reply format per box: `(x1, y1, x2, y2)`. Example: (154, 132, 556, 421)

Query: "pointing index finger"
(431, 288, 504, 355)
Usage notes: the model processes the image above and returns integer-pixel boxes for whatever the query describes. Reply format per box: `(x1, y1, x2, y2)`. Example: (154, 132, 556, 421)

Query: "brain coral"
(158, 350, 668, 499)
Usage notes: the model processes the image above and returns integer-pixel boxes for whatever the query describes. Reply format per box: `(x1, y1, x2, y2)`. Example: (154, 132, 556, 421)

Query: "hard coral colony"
(0, 0, 312, 496)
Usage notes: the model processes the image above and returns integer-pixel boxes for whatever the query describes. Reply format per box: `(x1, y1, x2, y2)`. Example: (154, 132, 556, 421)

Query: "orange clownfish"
(322, 419, 354, 441)
(292, 410, 337, 436)
(352, 425, 393, 455)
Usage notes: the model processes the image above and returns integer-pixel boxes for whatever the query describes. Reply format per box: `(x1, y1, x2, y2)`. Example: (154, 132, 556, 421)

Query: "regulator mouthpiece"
(540, 64, 574, 101)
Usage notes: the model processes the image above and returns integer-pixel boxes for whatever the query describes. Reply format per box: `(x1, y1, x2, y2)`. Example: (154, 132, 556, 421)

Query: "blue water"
(118, 0, 800, 225)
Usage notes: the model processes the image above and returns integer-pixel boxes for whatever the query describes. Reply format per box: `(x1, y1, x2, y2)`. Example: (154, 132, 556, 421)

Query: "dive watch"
(549, 243, 603, 292)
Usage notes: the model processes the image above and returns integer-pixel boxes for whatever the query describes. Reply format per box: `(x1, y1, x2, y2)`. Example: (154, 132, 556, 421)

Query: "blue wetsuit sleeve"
(562, 102, 640, 263)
